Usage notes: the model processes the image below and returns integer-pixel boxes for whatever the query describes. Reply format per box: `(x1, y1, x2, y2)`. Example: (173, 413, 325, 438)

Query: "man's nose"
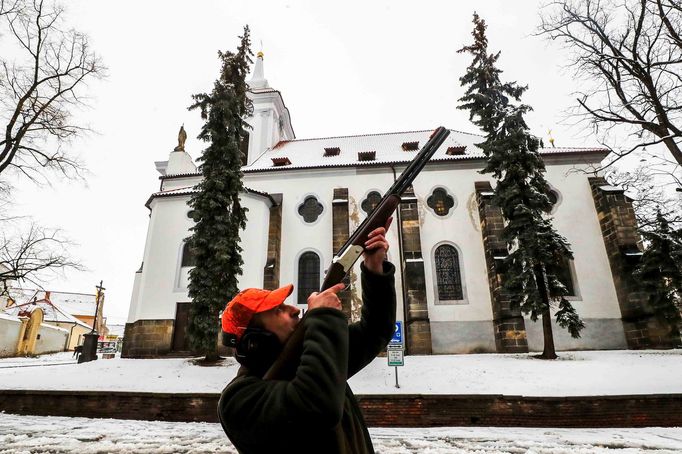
(289, 305, 301, 317)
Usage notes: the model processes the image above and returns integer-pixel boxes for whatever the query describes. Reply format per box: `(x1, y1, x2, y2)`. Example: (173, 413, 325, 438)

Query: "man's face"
(256, 303, 301, 343)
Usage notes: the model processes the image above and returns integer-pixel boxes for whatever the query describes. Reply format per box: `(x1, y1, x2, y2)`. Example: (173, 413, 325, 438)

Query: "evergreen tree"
(186, 26, 253, 361)
(633, 211, 682, 346)
(458, 13, 584, 359)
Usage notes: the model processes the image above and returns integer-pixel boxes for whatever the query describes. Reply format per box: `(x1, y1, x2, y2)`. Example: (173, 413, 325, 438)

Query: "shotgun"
(263, 126, 450, 380)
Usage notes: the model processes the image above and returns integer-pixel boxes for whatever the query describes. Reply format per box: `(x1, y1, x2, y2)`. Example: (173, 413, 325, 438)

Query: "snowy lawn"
(0, 349, 680, 396)
(1, 413, 681, 453)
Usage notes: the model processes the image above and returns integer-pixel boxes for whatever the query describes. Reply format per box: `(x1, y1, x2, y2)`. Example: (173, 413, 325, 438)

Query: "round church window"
(427, 188, 455, 217)
(361, 191, 382, 215)
(298, 196, 323, 223)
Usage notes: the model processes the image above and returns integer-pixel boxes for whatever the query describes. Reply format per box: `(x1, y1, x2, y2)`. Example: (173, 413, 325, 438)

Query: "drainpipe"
(390, 165, 409, 352)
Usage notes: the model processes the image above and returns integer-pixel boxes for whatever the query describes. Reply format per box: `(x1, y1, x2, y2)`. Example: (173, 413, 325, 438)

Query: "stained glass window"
(427, 188, 455, 216)
(435, 245, 463, 300)
(298, 252, 320, 305)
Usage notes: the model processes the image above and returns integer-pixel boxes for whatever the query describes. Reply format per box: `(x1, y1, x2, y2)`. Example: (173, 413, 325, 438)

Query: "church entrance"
(172, 302, 191, 351)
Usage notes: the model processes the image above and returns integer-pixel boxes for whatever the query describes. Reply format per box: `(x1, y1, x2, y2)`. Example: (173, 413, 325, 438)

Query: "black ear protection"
(223, 328, 281, 363)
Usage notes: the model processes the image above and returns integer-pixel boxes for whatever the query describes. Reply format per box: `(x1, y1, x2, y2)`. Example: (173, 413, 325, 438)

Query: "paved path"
(1, 413, 682, 453)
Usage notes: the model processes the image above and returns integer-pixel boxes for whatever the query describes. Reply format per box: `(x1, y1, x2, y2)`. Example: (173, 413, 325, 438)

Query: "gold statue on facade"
(174, 125, 187, 151)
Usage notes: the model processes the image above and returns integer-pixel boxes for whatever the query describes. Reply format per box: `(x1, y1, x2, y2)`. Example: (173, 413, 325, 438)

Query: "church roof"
(242, 128, 607, 172)
(160, 128, 607, 177)
(146, 185, 277, 208)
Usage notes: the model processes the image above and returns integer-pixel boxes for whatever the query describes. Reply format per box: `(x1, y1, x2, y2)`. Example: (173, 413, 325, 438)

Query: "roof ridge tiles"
(280, 127, 485, 143)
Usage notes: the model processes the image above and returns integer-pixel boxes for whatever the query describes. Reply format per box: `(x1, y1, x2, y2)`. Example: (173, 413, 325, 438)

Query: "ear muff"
(235, 328, 280, 361)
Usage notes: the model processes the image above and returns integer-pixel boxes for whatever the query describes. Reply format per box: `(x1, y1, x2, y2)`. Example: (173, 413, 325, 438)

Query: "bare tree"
(539, 0, 682, 166)
(0, 223, 80, 287)
(605, 161, 682, 231)
(0, 0, 105, 183)
(0, 0, 102, 287)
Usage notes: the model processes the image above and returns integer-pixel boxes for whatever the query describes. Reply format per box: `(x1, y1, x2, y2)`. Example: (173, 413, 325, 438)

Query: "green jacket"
(218, 262, 396, 454)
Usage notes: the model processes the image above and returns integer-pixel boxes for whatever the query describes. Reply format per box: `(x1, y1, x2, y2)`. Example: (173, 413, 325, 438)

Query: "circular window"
(361, 191, 382, 215)
(298, 196, 323, 223)
(427, 188, 455, 217)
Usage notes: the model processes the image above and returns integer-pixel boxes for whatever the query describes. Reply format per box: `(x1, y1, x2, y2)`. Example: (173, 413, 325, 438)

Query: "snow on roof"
(146, 185, 275, 208)
(47, 291, 98, 317)
(242, 129, 608, 172)
(3, 300, 91, 328)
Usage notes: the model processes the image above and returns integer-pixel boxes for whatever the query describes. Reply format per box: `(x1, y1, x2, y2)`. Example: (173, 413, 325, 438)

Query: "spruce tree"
(633, 211, 682, 346)
(186, 26, 253, 361)
(458, 13, 584, 359)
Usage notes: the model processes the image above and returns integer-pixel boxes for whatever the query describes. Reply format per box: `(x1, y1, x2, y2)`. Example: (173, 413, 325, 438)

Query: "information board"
(387, 347, 404, 367)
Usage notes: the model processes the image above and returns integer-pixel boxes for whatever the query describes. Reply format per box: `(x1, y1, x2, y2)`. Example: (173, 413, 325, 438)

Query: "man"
(218, 222, 396, 454)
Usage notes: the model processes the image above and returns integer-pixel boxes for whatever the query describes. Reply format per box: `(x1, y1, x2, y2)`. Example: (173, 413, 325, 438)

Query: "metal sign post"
(387, 322, 404, 388)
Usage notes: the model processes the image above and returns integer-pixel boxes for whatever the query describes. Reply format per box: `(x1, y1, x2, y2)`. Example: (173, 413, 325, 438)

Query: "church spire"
(249, 51, 268, 89)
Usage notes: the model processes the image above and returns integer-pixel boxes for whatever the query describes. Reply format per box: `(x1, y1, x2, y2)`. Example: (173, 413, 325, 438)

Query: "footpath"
(1, 350, 681, 427)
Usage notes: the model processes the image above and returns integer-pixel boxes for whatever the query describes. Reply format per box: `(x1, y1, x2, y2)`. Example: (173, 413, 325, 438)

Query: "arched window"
(297, 252, 320, 305)
(427, 187, 455, 216)
(434, 245, 463, 300)
(552, 257, 576, 297)
(298, 196, 323, 223)
(361, 191, 382, 215)
(181, 242, 197, 267)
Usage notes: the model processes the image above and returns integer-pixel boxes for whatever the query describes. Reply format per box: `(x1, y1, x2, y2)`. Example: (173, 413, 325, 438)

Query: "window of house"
(297, 252, 320, 305)
(427, 187, 455, 216)
(434, 244, 463, 301)
(361, 191, 382, 215)
(297, 196, 323, 223)
(181, 242, 197, 267)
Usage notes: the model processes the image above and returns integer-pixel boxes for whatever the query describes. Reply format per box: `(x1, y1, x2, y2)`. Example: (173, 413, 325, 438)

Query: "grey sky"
(10, 0, 599, 323)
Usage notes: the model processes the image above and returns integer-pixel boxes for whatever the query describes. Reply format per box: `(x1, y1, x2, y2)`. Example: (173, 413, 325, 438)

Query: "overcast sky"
(9, 0, 607, 324)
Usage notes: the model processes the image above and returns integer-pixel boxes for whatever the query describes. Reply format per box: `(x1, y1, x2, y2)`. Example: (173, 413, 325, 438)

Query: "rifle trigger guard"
(332, 245, 364, 272)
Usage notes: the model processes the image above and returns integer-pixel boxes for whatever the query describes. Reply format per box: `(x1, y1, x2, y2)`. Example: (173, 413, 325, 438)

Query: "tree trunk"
(534, 264, 558, 360)
(662, 136, 682, 167)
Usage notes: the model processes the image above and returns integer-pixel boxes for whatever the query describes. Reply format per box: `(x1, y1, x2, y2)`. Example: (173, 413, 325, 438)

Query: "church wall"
(127, 192, 271, 323)
(524, 164, 627, 350)
(245, 159, 626, 354)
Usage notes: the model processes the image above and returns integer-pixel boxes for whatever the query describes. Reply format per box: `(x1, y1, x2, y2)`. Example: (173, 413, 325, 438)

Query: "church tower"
(244, 52, 295, 166)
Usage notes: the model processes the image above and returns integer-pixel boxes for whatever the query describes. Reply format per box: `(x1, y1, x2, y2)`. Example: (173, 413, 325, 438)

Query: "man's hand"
(363, 217, 392, 274)
(307, 283, 345, 311)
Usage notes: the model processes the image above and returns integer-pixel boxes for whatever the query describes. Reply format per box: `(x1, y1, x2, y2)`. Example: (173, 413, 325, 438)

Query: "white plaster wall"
(244, 158, 621, 334)
(542, 164, 622, 319)
(413, 163, 495, 325)
(127, 192, 270, 322)
(35, 323, 68, 354)
(0, 317, 21, 357)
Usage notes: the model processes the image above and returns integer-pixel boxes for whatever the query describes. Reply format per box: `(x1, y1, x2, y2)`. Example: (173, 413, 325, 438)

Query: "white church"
(123, 53, 668, 358)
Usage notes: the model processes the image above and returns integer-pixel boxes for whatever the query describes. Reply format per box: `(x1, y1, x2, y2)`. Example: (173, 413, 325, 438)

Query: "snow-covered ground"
(0, 350, 680, 395)
(1, 413, 681, 453)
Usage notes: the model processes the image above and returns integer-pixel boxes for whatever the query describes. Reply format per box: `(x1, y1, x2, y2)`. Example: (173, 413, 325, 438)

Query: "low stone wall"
(1, 390, 681, 427)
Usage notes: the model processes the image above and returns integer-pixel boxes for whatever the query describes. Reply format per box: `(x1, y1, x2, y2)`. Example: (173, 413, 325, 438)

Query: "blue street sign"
(389, 321, 403, 346)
